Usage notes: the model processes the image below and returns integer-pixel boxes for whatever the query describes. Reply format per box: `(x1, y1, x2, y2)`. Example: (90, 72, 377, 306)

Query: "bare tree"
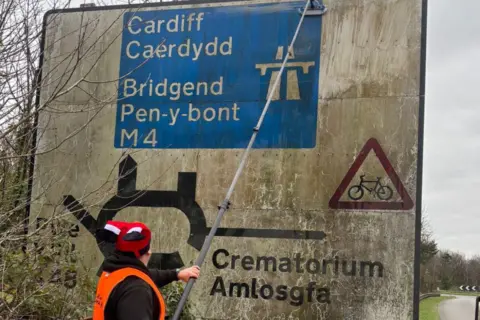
(0, 0, 108, 316)
(419, 213, 438, 292)
(0, 0, 199, 317)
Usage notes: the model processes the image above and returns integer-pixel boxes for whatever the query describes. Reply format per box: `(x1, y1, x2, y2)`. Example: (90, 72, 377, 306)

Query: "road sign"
(63, 154, 327, 274)
(30, 0, 426, 319)
(460, 285, 480, 292)
(329, 138, 414, 210)
(114, 5, 321, 149)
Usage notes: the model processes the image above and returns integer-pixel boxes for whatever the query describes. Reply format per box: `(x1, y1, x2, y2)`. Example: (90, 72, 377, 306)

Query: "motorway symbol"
(63, 155, 327, 273)
(329, 138, 414, 210)
(255, 46, 315, 101)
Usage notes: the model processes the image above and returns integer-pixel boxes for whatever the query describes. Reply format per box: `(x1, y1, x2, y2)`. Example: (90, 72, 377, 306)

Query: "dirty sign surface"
(115, 3, 321, 149)
(31, 0, 425, 319)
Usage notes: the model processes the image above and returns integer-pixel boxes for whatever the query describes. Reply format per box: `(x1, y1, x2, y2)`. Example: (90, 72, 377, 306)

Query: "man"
(92, 220, 200, 320)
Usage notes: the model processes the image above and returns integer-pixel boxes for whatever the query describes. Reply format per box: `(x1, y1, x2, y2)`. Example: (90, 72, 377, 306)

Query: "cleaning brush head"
(298, 0, 327, 16)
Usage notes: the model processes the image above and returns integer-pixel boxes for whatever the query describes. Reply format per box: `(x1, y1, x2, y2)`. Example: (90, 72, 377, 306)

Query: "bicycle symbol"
(347, 175, 393, 201)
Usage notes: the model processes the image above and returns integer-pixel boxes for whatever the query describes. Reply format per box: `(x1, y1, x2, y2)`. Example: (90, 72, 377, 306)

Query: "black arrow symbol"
(63, 155, 327, 272)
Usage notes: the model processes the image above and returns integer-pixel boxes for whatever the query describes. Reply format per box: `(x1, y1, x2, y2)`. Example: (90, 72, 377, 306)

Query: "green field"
(419, 296, 455, 320)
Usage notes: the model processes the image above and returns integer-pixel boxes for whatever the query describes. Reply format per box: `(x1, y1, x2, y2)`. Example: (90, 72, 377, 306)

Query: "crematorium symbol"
(63, 155, 326, 274)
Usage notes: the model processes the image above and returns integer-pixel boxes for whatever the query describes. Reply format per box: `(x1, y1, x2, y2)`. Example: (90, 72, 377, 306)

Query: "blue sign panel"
(114, 1, 323, 149)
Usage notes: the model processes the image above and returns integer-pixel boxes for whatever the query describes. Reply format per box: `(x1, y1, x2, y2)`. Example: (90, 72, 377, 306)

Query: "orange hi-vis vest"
(92, 267, 166, 320)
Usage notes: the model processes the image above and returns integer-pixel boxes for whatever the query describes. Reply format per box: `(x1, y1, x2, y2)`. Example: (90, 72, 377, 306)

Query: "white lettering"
(220, 37, 233, 55)
(167, 15, 179, 32)
(183, 82, 194, 96)
(126, 41, 140, 59)
(218, 107, 229, 121)
(136, 108, 148, 122)
(205, 37, 218, 56)
(197, 82, 208, 96)
(178, 39, 190, 57)
(180, 14, 185, 32)
(118, 103, 240, 132)
(144, 20, 155, 34)
(192, 43, 203, 61)
(186, 103, 240, 122)
(187, 13, 195, 32)
(123, 79, 137, 97)
(169, 108, 180, 125)
(127, 16, 142, 35)
(188, 103, 200, 121)
(123, 37, 232, 60)
(144, 129, 157, 147)
(121, 104, 134, 122)
(155, 78, 167, 97)
(143, 45, 154, 59)
(149, 108, 160, 122)
(139, 82, 147, 96)
(148, 79, 153, 96)
(203, 107, 216, 121)
(211, 77, 223, 95)
(121, 104, 162, 123)
(196, 13, 204, 31)
(169, 83, 180, 100)
(168, 43, 177, 57)
(232, 103, 240, 120)
(123, 77, 223, 99)
(125, 12, 206, 36)
(155, 44, 167, 58)
(157, 20, 165, 33)
(121, 129, 138, 147)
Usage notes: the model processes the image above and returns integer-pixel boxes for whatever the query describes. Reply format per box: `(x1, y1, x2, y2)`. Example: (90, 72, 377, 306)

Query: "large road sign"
(115, 6, 321, 149)
(30, 0, 427, 319)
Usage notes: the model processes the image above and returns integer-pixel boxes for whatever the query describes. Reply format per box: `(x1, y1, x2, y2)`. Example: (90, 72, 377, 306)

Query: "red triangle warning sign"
(329, 138, 414, 210)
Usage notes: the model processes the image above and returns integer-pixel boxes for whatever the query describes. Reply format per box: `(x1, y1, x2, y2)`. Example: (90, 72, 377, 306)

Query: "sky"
(66, 0, 480, 256)
(424, 0, 480, 257)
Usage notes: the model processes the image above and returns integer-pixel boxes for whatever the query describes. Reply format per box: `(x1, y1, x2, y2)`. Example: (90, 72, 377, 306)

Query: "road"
(438, 294, 477, 320)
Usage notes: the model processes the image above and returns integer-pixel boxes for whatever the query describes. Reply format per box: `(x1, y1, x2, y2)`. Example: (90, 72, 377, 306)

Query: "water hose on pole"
(171, 1, 326, 318)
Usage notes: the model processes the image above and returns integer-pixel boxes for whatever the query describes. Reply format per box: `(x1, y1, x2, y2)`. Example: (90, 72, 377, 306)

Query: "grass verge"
(419, 296, 454, 320)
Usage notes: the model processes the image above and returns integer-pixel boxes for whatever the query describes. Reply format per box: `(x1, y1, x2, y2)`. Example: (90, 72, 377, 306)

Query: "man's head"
(97, 220, 153, 266)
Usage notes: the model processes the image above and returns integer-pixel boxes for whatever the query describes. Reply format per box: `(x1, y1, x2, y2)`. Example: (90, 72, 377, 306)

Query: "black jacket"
(100, 251, 178, 320)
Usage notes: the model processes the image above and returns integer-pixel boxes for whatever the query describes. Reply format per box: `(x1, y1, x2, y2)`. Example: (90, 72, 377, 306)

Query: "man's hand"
(177, 266, 200, 282)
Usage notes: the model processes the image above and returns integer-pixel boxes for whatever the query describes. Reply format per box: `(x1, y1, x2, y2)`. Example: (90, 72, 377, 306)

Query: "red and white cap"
(116, 221, 151, 258)
(97, 220, 151, 258)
